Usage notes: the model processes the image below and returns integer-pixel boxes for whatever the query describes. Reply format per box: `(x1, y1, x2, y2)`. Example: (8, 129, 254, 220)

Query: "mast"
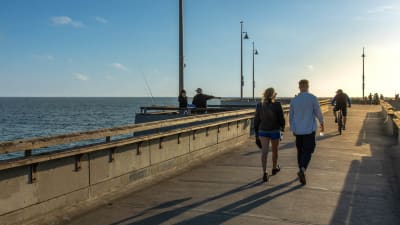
(252, 41, 255, 100)
(179, 0, 184, 93)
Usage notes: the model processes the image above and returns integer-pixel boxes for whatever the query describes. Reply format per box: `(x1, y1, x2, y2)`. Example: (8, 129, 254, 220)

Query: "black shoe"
(297, 171, 306, 185)
(272, 165, 281, 175)
(263, 172, 269, 182)
(335, 118, 338, 123)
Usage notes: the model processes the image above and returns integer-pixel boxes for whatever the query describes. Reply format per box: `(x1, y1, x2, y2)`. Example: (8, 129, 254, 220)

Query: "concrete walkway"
(64, 105, 400, 225)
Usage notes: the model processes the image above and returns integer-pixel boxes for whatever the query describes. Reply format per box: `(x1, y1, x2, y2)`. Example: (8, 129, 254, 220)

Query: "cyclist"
(331, 89, 351, 130)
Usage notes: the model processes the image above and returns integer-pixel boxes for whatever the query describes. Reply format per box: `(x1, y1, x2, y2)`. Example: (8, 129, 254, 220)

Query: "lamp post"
(362, 47, 366, 101)
(252, 41, 258, 100)
(179, 0, 184, 93)
(240, 21, 249, 99)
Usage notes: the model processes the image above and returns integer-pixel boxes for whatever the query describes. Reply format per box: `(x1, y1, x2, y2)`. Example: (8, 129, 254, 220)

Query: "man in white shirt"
(289, 79, 324, 185)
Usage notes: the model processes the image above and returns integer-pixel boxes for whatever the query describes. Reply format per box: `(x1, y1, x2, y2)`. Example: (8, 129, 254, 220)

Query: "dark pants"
(295, 132, 316, 170)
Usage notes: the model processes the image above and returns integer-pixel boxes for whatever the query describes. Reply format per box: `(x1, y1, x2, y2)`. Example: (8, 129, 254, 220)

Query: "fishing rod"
(141, 72, 155, 105)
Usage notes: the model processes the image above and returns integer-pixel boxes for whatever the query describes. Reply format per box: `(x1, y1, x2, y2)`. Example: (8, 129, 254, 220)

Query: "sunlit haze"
(0, 0, 399, 98)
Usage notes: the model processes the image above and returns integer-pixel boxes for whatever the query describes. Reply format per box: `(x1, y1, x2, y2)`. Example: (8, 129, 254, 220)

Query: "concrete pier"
(58, 105, 400, 225)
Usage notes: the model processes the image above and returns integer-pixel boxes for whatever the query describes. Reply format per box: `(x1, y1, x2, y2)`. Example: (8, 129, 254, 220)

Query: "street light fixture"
(252, 41, 258, 100)
(240, 21, 249, 99)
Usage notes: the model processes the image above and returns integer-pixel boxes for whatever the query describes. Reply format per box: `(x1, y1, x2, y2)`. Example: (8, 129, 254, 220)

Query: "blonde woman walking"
(254, 88, 285, 182)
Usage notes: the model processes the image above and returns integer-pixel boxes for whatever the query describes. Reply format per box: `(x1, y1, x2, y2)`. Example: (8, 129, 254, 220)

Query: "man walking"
(289, 79, 324, 185)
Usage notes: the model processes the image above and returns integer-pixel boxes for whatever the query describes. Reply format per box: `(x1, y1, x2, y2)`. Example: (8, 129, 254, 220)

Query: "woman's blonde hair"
(262, 87, 276, 103)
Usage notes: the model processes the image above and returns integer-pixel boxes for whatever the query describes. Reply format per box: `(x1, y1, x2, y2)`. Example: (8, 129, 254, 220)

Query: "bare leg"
(259, 137, 270, 173)
(271, 139, 280, 169)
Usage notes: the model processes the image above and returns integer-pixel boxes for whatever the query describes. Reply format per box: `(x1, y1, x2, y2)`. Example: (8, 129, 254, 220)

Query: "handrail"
(0, 114, 254, 170)
(0, 109, 255, 154)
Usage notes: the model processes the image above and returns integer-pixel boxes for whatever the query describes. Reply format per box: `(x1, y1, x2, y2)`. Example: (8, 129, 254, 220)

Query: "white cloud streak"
(94, 16, 108, 24)
(354, 5, 399, 21)
(32, 53, 54, 61)
(367, 5, 397, 14)
(51, 16, 84, 28)
(111, 63, 129, 71)
(74, 73, 89, 81)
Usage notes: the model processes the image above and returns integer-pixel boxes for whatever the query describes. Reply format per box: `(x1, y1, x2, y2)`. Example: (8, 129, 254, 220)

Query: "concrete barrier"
(380, 100, 400, 143)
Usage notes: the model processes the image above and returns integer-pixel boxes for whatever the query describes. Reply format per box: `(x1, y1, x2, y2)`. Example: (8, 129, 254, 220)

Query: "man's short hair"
(298, 79, 309, 88)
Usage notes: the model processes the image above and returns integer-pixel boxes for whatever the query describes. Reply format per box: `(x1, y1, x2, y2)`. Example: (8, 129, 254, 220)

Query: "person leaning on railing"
(178, 89, 188, 114)
(192, 88, 221, 113)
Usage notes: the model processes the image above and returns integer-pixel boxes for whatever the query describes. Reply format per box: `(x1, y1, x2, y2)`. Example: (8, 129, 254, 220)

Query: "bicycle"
(336, 109, 344, 135)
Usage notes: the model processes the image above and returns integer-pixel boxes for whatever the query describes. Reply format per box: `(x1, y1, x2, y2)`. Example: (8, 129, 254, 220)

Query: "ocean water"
(0, 97, 294, 143)
(0, 97, 187, 142)
(0, 97, 183, 160)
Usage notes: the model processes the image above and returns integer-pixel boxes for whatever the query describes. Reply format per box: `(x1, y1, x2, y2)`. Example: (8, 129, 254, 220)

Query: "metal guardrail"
(140, 99, 331, 114)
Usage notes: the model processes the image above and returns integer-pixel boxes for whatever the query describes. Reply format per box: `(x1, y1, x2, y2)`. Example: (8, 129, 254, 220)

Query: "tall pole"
(240, 21, 243, 99)
(179, 0, 184, 93)
(252, 41, 255, 100)
(362, 47, 365, 100)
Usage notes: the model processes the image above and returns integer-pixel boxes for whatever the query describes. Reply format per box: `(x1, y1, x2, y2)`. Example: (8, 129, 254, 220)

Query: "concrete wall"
(0, 118, 251, 225)
(381, 102, 400, 143)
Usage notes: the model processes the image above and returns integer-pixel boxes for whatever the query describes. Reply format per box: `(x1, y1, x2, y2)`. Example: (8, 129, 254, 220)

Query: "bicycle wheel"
(338, 112, 343, 135)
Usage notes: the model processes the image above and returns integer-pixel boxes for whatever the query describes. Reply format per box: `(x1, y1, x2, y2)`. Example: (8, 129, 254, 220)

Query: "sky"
(0, 0, 399, 98)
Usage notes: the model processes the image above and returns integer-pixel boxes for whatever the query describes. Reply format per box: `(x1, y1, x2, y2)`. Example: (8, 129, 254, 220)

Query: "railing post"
(109, 148, 115, 162)
(75, 154, 83, 171)
(28, 163, 38, 184)
(159, 138, 163, 149)
(136, 142, 142, 155)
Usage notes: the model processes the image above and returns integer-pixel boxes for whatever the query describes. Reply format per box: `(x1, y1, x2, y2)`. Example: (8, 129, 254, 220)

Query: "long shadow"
(109, 179, 264, 225)
(109, 198, 192, 225)
(173, 179, 301, 225)
(329, 112, 400, 225)
(125, 179, 299, 225)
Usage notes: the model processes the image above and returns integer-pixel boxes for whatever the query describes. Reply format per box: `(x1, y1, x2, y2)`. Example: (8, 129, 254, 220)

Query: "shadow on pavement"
(173, 179, 300, 225)
(329, 112, 400, 225)
(110, 179, 299, 225)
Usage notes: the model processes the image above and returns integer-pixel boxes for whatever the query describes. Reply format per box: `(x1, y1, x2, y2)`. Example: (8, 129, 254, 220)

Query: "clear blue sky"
(0, 0, 399, 97)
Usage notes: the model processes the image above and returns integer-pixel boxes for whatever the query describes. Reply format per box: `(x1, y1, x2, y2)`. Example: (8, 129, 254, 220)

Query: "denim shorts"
(258, 130, 281, 140)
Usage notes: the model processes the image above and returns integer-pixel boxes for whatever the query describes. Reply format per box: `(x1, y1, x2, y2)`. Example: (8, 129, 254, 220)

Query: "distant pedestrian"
(368, 93, 372, 104)
(178, 89, 188, 114)
(289, 79, 324, 185)
(374, 93, 379, 104)
(254, 88, 285, 182)
(192, 88, 219, 113)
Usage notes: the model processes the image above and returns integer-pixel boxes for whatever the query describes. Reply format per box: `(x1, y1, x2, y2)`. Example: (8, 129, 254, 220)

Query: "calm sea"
(0, 97, 192, 142)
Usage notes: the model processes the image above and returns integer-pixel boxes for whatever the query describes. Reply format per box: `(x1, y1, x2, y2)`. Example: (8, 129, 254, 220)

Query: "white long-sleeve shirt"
(289, 92, 324, 135)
